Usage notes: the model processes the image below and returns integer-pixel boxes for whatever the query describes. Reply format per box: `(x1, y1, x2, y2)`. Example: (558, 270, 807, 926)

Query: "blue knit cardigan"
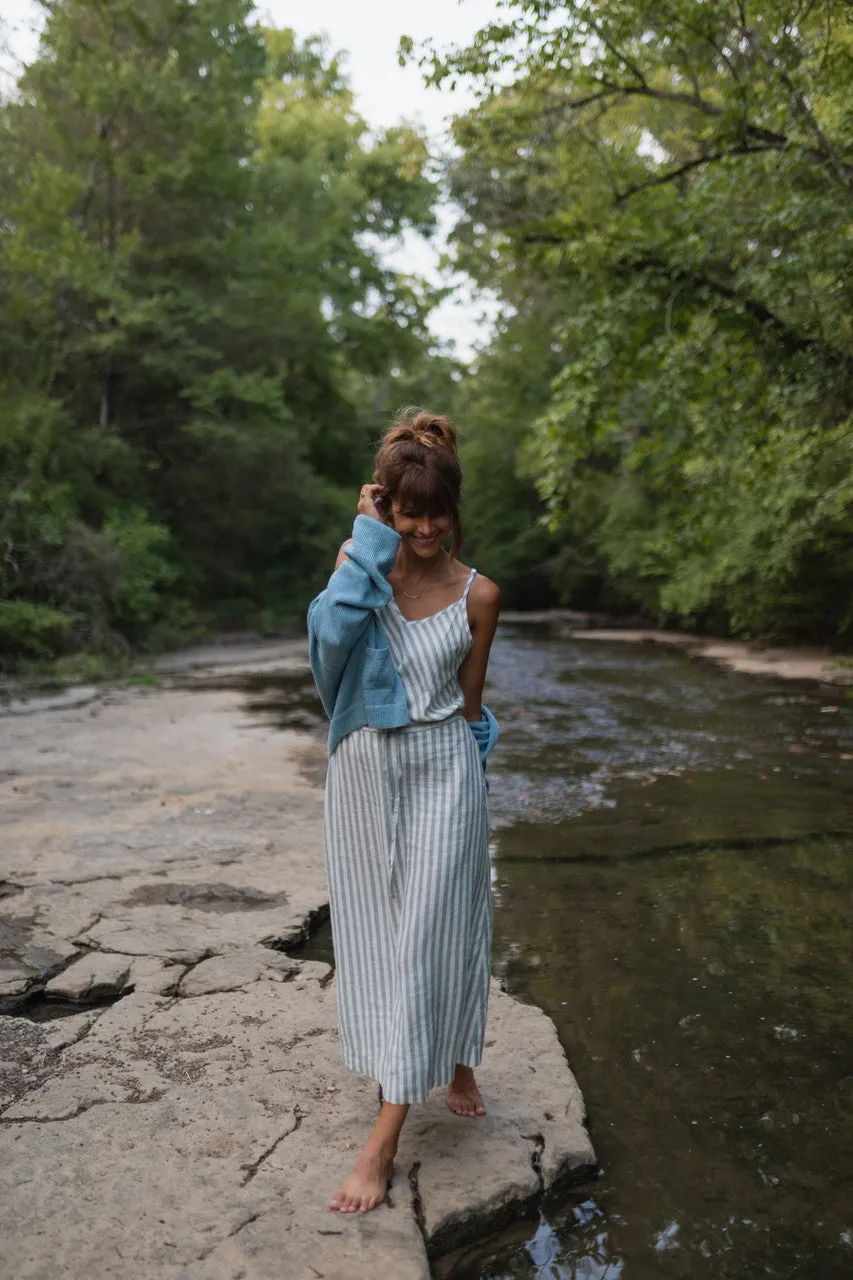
(307, 514, 499, 765)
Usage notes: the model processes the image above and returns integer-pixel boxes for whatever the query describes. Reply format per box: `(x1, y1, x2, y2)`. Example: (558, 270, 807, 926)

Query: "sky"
(1, 0, 505, 357)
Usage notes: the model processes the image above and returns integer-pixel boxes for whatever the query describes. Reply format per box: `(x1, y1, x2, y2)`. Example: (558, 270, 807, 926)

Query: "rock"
(43, 1009, 105, 1053)
(0, 976, 31, 1000)
(44, 950, 133, 1000)
(0, 640, 597, 1278)
(396, 982, 596, 1259)
(0, 975, 593, 1276)
(291, 959, 333, 990)
(178, 947, 299, 996)
(126, 955, 187, 995)
(0, 980, 429, 1278)
(76, 917, 216, 964)
(2, 684, 100, 716)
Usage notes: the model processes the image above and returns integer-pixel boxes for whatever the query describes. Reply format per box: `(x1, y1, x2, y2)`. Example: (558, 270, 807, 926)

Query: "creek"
(478, 624, 853, 1280)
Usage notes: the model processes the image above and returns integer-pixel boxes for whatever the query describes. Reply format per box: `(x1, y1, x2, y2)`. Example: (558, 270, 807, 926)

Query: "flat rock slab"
(178, 946, 300, 996)
(401, 983, 595, 1259)
(44, 949, 133, 1000)
(0, 639, 596, 1277)
(0, 966, 591, 1278)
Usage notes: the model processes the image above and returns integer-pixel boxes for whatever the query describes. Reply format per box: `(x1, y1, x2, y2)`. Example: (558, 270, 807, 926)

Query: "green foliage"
(0, 0, 442, 666)
(412, 0, 853, 638)
(458, 309, 566, 607)
(0, 602, 79, 664)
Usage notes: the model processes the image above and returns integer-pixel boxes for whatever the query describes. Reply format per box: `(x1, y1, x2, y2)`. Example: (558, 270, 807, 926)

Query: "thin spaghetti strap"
(462, 566, 477, 600)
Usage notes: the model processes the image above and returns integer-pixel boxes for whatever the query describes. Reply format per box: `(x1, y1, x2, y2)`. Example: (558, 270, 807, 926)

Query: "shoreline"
(0, 639, 595, 1279)
(500, 610, 853, 687)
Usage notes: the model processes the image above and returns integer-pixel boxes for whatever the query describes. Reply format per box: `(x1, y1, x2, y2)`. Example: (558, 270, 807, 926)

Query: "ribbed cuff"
(351, 514, 402, 577)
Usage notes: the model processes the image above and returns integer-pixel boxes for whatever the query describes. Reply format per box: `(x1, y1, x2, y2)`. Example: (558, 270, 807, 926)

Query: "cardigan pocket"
(362, 644, 398, 707)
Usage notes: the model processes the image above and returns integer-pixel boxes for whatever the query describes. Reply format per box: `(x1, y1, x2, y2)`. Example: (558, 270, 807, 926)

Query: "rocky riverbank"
(0, 640, 595, 1280)
(500, 611, 853, 686)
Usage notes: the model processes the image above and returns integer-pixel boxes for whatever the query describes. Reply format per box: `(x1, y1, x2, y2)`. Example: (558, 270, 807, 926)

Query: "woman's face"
(389, 499, 451, 559)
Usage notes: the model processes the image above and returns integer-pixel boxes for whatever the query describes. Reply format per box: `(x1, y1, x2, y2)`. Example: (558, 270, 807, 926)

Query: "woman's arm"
(458, 574, 501, 723)
(307, 513, 400, 714)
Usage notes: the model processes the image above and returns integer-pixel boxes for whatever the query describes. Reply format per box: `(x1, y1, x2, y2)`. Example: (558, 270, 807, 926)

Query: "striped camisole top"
(378, 567, 477, 724)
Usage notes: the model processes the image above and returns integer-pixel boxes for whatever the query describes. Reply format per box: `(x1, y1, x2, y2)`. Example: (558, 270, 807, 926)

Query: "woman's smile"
(411, 531, 441, 549)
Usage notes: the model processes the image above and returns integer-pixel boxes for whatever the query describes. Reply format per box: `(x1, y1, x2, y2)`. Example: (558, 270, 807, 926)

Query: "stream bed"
(266, 624, 853, 1279)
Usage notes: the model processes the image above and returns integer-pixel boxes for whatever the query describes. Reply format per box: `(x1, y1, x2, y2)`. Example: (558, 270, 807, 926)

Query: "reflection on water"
(481, 626, 853, 1280)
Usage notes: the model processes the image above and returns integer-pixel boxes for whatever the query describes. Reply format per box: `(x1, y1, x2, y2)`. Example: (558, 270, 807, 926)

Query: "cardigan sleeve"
(467, 704, 499, 767)
(307, 515, 401, 713)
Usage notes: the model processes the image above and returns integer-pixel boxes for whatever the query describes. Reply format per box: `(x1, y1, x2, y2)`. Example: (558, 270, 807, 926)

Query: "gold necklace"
(398, 553, 449, 599)
(400, 578, 438, 599)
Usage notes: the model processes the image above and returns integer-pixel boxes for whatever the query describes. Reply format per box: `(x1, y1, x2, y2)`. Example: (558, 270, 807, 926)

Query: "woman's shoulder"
(469, 573, 501, 610)
(334, 538, 354, 570)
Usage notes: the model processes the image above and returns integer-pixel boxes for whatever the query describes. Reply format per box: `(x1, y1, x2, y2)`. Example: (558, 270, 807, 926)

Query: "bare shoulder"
(469, 573, 501, 615)
(334, 539, 353, 570)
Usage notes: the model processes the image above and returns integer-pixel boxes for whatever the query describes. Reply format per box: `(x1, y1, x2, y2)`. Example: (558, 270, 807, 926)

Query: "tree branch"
(743, 26, 851, 188)
(538, 81, 853, 184)
(515, 232, 843, 362)
(587, 19, 648, 88)
(614, 143, 780, 204)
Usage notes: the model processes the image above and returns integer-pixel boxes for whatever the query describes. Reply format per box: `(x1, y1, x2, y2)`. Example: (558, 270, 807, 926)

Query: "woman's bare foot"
(446, 1064, 486, 1117)
(329, 1136, 395, 1214)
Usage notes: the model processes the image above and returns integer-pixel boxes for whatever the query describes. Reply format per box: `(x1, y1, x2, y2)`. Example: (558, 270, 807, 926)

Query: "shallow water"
(478, 626, 853, 1280)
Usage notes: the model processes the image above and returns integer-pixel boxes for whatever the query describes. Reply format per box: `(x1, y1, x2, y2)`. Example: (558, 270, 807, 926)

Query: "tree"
(0, 1, 440, 664)
(411, 1, 853, 637)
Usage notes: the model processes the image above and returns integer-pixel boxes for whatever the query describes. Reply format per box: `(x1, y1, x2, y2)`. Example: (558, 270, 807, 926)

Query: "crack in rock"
(51, 854, 239, 888)
(138, 997, 177, 1029)
(70, 914, 103, 941)
(196, 1211, 262, 1261)
(270, 1027, 326, 1058)
(239, 1108, 302, 1186)
(408, 1160, 427, 1246)
(1, 1089, 166, 1124)
(230, 1212, 260, 1237)
(169, 949, 217, 994)
(263, 902, 330, 953)
(0, 943, 91, 1015)
(520, 1131, 546, 1194)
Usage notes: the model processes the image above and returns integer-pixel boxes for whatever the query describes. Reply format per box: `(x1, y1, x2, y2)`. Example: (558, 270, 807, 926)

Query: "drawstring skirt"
(323, 714, 492, 1105)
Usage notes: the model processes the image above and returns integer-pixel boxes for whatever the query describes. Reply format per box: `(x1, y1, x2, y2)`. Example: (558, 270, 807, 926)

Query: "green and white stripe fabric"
(323, 568, 493, 1105)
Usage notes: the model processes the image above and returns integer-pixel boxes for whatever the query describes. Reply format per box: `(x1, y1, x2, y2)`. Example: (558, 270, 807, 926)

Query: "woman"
(307, 408, 501, 1215)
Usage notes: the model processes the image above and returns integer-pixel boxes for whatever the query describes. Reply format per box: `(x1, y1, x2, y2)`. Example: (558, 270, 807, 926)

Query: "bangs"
(394, 464, 455, 517)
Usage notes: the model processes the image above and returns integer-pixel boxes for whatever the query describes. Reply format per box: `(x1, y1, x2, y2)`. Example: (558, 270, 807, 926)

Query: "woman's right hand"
(357, 483, 386, 522)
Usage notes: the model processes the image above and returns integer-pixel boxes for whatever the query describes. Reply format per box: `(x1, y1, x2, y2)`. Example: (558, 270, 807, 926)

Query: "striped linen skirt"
(323, 713, 493, 1105)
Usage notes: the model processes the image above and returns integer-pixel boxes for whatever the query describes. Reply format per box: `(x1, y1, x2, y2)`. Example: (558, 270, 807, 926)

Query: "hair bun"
(393, 408, 458, 458)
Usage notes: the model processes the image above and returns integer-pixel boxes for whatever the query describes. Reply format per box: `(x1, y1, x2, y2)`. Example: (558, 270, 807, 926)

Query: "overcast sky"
(1, 0, 504, 356)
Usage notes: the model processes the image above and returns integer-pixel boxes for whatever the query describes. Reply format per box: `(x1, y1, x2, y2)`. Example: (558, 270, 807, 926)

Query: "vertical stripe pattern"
(322, 567, 493, 1105)
(378, 568, 477, 723)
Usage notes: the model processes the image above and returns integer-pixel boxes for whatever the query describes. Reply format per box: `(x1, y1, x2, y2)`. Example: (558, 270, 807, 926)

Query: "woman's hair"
(373, 407, 463, 557)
